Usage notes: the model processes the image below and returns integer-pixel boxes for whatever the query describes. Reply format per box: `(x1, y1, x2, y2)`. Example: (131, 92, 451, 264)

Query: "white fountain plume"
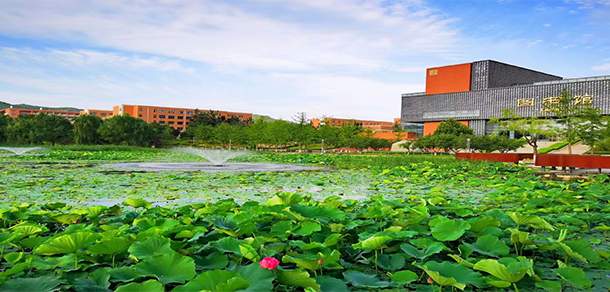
(173, 147, 250, 165)
(0, 147, 42, 155)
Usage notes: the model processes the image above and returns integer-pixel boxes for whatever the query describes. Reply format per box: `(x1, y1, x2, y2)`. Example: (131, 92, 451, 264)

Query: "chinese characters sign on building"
(516, 94, 594, 111)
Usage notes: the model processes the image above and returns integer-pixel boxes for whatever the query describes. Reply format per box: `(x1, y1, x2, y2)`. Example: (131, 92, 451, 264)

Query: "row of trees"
(0, 111, 393, 150)
(0, 114, 173, 146)
(402, 119, 526, 153)
(183, 113, 392, 150)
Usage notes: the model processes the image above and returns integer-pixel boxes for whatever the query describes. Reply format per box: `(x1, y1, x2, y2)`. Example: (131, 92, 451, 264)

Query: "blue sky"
(0, 0, 608, 121)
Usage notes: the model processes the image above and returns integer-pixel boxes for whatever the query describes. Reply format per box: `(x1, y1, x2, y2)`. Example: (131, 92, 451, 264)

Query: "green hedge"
(538, 139, 581, 154)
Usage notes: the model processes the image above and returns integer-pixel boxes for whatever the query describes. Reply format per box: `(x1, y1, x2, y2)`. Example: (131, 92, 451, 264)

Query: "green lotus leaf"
(343, 270, 391, 289)
(290, 240, 324, 250)
(270, 221, 294, 237)
(87, 238, 132, 255)
(563, 240, 600, 263)
(53, 214, 82, 225)
(268, 193, 303, 205)
(86, 206, 107, 219)
(315, 276, 348, 292)
(293, 222, 321, 236)
(34, 232, 100, 255)
(135, 252, 196, 285)
(128, 237, 172, 259)
(377, 254, 405, 271)
(448, 254, 475, 268)
(322, 234, 342, 247)
(215, 237, 242, 254)
(390, 270, 418, 285)
(233, 263, 275, 292)
(115, 280, 163, 292)
(0, 263, 28, 278)
(283, 255, 322, 271)
(509, 213, 555, 231)
(473, 259, 526, 283)
(238, 244, 260, 262)
(425, 261, 485, 287)
(535, 280, 563, 292)
(468, 216, 500, 233)
(464, 235, 510, 257)
(488, 280, 512, 288)
(277, 270, 321, 291)
(4, 252, 23, 264)
(122, 198, 152, 209)
(553, 267, 591, 290)
(508, 228, 531, 244)
(109, 267, 143, 283)
(556, 242, 588, 263)
(401, 242, 445, 260)
(43, 202, 66, 210)
(172, 270, 249, 292)
(0, 276, 61, 292)
(29, 254, 77, 270)
(419, 265, 465, 290)
(431, 219, 471, 241)
(10, 223, 45, 237)
(352, 235, 392, 250)
(73, 268, 111, 292)
(193, 251, 229, 270)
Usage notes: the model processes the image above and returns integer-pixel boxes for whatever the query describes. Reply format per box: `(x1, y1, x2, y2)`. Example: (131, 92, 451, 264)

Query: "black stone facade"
(401, 78, 610, 136)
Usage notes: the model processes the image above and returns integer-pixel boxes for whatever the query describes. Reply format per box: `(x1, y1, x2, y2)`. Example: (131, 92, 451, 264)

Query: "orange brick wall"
(80, 109, 114, 118)
(371, 132, 417, 140)
(425, 63, 472, 95)
(423, 120, 469, 136)
(114, 105, 252, 130)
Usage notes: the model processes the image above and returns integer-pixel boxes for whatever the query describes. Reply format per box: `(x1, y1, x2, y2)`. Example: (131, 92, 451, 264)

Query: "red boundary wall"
(455, 153, 534, 163)
(535, 154, 610, 169)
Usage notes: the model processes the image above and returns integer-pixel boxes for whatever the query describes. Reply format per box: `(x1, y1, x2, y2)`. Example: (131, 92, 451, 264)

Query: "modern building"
(401, 60, 610, 136)
(112, 104, 253, 131)
(311, 117, 397, 132)
(0, 107, 81, 119)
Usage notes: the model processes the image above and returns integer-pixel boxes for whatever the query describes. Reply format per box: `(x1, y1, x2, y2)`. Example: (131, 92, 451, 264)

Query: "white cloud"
(543, 23, 552, 27)
(0, 0, 460, 73)
(591, 63, 610, 71)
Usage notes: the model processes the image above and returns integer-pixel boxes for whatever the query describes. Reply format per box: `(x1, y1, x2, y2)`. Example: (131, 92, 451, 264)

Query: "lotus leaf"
(431, 219, 471, 241)
(390, 270, 418, 285)
(425, 261, 485, 287)
(352, 235, 392, 250)
(342, 270, 391, 289)
(172, 270, 249, 292)
(128, 237, 172, 259)
(0, 276, 61, 292)
(34, 232, 100, 255)
(473, 259, 527, 283)
(464, 235, 510, 257)
(553, 267, 591, 290)
(115, 280, 163, 292)
(277, 270, 321, 291)
(233, 263, 275, 292)
(401, 242, 445, 260)
(122, 199, 152, 208)
(135, 252, 196, 284)
(315, 276, 349, 292)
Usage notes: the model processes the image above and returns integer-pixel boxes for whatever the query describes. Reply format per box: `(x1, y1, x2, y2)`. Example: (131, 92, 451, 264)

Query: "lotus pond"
(0, 148, 608, 291)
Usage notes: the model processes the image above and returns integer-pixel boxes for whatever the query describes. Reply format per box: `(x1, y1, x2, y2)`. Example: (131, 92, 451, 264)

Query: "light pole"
(466, 138, 471, 153)
(321, 139, 325, 154)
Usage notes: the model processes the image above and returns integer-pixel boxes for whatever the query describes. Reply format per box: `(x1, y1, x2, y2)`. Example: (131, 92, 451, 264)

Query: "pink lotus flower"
(260, 257, 280, 270)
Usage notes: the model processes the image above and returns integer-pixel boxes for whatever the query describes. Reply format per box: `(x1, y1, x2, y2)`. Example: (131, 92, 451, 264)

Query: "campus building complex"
(401, 60, 610, 136)
(0, 107, 81, 119)
(1, 104, 252, 131)
(311, 117, 398, 132)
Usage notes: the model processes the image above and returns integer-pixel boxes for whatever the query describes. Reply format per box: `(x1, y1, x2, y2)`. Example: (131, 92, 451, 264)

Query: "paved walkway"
(549, 141, 590, 154)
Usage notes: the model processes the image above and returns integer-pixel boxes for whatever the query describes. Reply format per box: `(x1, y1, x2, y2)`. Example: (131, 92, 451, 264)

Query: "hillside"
(0, 101, 82, 112)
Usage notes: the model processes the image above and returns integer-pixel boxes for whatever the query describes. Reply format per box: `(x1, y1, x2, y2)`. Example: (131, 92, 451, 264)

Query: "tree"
(149, 122, 174, 147)
(543, 89, 593, 154)
(469, 135, 526, 153)
(433, 118, 473, 136)
(98, 115, 154, 146)
(291, 112, 315, 150)
(6, 114, 72, 145)
(188, 110, 226, 127)
(264, 120, 293, 148)
(573, 108, 607, 155)
(317, 124, 341, 149)
(73, 114, 103, 144)
(491, 109, 554, 155)
(0, 115, 12, 143)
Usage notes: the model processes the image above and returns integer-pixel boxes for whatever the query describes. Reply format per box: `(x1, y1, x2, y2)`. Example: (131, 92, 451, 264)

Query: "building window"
(178, 127, 183, 130)
(100, 113, 106, 116)
(239, 115, 243, 118)
(178, 111, 184, 114)
(186, 122, 190, 125)
(138, 114, 142, 118)
(159, 115, 166, 119)
(168, 115, 175, 119)
(169, 110, 175, 113)
(160, 109, 166, 113)
(168, 121, 175, 125)
(139, 108, 143, 112)
(177, 116, 184, 119)
(178, 121, 183, 125)
(159, 121, 165, 124)
(92, 113, 97, 115)
(153, 109, 157, 112)
(187, 111, 193, 115)
(423, 110, 480, 119)
(153, 115, 157, 118)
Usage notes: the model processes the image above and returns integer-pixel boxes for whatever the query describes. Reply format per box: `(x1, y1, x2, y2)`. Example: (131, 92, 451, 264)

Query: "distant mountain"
(253, 114, 276, 122)
(0, 101, 82, 112)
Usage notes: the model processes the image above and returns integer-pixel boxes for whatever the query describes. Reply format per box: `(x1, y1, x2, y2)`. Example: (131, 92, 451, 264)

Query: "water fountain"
(103, 147, 318, 172)
(0, 147, 42, 156)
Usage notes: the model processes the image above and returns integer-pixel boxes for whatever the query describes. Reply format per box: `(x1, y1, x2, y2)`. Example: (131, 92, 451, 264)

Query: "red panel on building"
(425, 63, 472, 95)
